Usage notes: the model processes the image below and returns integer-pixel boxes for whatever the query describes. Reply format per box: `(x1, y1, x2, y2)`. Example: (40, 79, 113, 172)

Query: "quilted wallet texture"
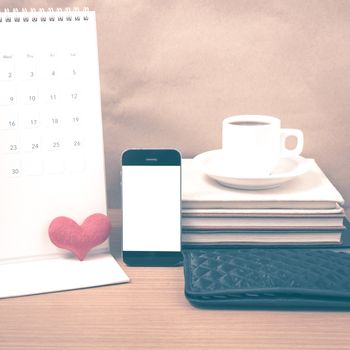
(183, 248, 350, 309)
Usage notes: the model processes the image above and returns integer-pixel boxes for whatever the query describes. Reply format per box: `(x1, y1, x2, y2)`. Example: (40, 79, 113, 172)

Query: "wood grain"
(1, 209, 350, 349)
(2, 263, 350, 350)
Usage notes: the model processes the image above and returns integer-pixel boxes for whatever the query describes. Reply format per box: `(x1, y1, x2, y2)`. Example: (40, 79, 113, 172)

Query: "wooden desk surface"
(1, 209, 350, 349)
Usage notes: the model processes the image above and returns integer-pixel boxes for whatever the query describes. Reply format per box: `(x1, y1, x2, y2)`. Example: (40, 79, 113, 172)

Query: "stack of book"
(181, 158, 346, 246)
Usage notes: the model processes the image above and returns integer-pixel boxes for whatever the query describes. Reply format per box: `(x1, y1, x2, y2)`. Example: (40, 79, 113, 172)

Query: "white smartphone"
(121, 149, 182, 266)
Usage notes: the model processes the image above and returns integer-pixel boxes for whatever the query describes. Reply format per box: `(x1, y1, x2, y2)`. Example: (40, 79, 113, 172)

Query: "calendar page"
(0, 10, 129, 297)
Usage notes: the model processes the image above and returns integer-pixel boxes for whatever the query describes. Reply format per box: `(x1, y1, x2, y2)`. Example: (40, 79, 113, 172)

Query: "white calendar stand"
(0, 9, 129, 298)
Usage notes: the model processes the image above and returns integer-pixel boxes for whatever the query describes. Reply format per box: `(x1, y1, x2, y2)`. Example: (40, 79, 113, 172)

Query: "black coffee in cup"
(222, 115, 304, 176)
(229, 121, 270, 126)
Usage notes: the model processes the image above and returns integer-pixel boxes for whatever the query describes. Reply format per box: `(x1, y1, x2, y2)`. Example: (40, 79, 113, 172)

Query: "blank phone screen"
(122, 165, 181, 252)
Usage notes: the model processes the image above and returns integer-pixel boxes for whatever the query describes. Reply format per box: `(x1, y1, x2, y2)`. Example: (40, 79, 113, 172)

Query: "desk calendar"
(0, 9, 129, 298)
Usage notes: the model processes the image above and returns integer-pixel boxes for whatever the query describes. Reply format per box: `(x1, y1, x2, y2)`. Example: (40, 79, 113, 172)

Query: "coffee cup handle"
(280, 128, 304, 158)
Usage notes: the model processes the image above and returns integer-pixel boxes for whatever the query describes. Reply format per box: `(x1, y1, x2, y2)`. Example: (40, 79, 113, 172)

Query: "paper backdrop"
(4, 0, 350, 208)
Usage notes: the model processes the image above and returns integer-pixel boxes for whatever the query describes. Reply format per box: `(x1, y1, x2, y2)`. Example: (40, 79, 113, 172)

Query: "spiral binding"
(0, 7, 91, 23)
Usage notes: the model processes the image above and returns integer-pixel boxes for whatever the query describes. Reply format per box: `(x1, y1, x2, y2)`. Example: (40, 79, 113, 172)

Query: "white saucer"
(193, 150, 311, 190)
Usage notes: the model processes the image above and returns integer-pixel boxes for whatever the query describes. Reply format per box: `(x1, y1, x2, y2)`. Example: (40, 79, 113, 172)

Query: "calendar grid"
(0, 9, 108, 262)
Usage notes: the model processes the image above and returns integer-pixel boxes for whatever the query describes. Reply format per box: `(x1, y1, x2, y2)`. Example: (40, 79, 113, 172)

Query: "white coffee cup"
(222, 115, 304, 177)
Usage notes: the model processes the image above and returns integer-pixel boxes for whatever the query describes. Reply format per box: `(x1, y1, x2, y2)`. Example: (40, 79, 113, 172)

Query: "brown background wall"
(4, 0, 350, 208)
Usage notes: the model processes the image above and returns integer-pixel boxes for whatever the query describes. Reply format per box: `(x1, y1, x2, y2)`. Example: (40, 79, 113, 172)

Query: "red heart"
(48, 213, 111, 261)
